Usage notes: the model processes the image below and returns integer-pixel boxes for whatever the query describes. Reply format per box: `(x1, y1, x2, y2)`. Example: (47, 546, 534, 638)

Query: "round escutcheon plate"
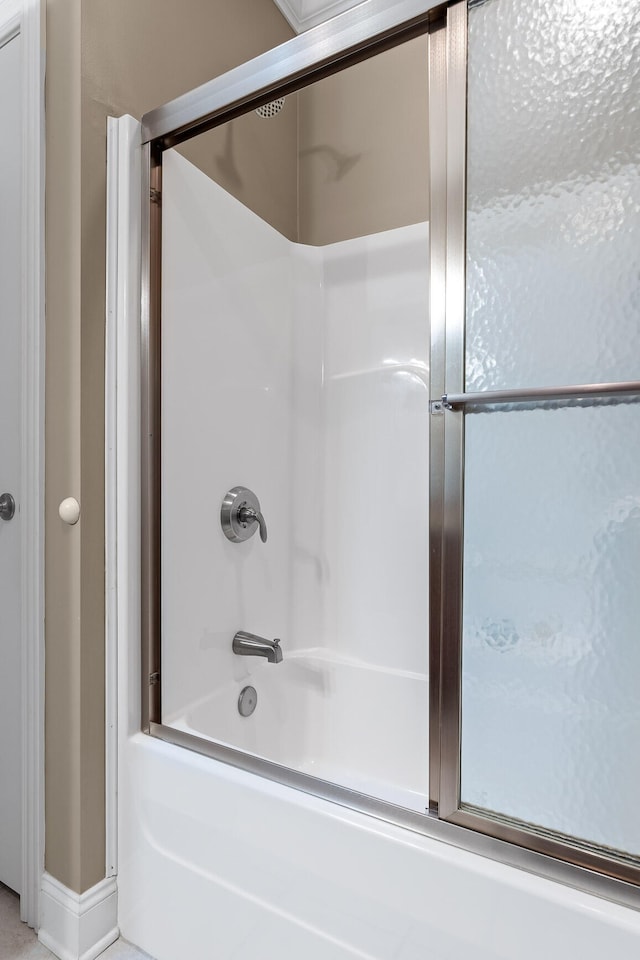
(238, 685, 258, 717)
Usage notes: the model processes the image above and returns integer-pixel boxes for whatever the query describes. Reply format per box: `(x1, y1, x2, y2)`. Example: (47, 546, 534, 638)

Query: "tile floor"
(0, 883, 154, 960)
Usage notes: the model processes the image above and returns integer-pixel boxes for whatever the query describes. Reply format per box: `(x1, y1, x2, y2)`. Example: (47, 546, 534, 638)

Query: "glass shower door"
(462, 403, 640, 856)
(434, 0, 640, 881)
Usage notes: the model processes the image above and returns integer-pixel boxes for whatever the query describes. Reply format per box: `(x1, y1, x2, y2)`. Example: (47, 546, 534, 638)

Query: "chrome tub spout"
(232, 631, 283, 664)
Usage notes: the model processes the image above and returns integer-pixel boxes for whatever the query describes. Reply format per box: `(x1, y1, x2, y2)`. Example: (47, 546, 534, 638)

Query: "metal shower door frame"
(428, 0, 640, 891)
(138, 0, 640, 912)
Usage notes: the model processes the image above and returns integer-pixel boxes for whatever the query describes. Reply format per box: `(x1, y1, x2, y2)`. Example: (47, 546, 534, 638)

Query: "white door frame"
(0, 0, 45, 930)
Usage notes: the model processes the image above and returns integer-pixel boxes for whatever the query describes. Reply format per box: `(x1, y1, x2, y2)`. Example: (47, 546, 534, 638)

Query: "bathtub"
(117, 731, 640, 960)
(166, 648, 429, 813)
(120, 640, 640, 960)
(119, 645, 640, 959)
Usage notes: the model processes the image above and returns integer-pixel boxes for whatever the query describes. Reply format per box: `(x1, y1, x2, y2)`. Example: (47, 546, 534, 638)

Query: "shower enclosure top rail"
(442, 380, 640, 408)
(140, 0, 442, 146)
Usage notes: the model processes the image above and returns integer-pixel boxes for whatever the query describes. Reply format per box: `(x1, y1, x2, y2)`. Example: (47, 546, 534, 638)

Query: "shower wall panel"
(161, 150, 294, 720)
(289, 224, 430, 676)
(286, 226, 431, 802)
(317, 223, 430, 675)
(161, 152, 429, 801)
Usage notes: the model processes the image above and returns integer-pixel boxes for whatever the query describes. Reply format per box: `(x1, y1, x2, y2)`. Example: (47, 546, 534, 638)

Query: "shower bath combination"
(107, 1, 640, 957)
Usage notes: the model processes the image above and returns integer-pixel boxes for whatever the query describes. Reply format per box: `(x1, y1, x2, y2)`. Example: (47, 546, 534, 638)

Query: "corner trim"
(39, 873, 118, 960)
(105, 116, 120, 881)
(272, 0, 367, 33)
(105, 114, 142, 880)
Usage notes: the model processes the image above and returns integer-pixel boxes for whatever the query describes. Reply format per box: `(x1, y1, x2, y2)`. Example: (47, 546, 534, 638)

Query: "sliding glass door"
(431, 0, 640, 886)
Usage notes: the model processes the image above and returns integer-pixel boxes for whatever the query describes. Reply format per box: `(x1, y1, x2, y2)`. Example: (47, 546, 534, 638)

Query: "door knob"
(0, 493, 15, 521)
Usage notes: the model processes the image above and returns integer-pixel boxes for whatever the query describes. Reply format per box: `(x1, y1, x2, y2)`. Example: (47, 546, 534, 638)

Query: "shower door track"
(147, 718, 639, 912)
(138, 0, 640, 914)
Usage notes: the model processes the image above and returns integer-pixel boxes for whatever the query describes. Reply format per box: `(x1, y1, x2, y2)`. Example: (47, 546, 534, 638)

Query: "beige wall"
(45, 0, 84, 891)
(179, 101, 298, 241)
(187, 32, 430, 247)
(298, 35, 429, 245)
(46, 0, 294, 894)
(82, 1, 298, 242)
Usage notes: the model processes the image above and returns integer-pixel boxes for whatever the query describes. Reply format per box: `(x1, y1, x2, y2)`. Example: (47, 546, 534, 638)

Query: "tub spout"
(232, 630, 283, 664)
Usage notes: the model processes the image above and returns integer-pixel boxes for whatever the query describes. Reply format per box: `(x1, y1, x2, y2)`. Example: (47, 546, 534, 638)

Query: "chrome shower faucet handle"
(237, 504, 267, 543)
(221, 486, 268, 543)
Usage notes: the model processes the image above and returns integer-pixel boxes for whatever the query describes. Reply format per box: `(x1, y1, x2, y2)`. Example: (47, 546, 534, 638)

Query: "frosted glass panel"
(466, 0, 640, 391)
(461, 403, 640, 854)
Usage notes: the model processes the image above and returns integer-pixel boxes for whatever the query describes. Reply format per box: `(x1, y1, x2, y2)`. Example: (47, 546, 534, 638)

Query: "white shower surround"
(160, 150, 430, 808)
(109, 118, 640, 960)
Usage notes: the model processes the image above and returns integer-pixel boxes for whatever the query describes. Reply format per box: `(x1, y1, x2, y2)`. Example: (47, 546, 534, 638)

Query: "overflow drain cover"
(238, 685, 257, 717)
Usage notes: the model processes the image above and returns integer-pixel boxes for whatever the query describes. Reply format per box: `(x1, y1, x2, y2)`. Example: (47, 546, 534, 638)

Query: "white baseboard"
(39, 872, 119, 960)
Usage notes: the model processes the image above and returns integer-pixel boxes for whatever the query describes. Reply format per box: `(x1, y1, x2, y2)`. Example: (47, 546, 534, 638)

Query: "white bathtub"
(166, 649, 429, 813)
(118, 731, 640, 960)
(120, 643, 640, 960)
(119, 650, 640, 960)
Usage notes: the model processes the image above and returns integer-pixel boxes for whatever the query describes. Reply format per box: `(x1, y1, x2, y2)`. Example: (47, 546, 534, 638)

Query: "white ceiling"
(272, 0, 369, 33)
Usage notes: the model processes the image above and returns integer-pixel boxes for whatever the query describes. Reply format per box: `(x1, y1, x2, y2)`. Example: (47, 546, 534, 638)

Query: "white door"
(0, 31, 23, 895)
